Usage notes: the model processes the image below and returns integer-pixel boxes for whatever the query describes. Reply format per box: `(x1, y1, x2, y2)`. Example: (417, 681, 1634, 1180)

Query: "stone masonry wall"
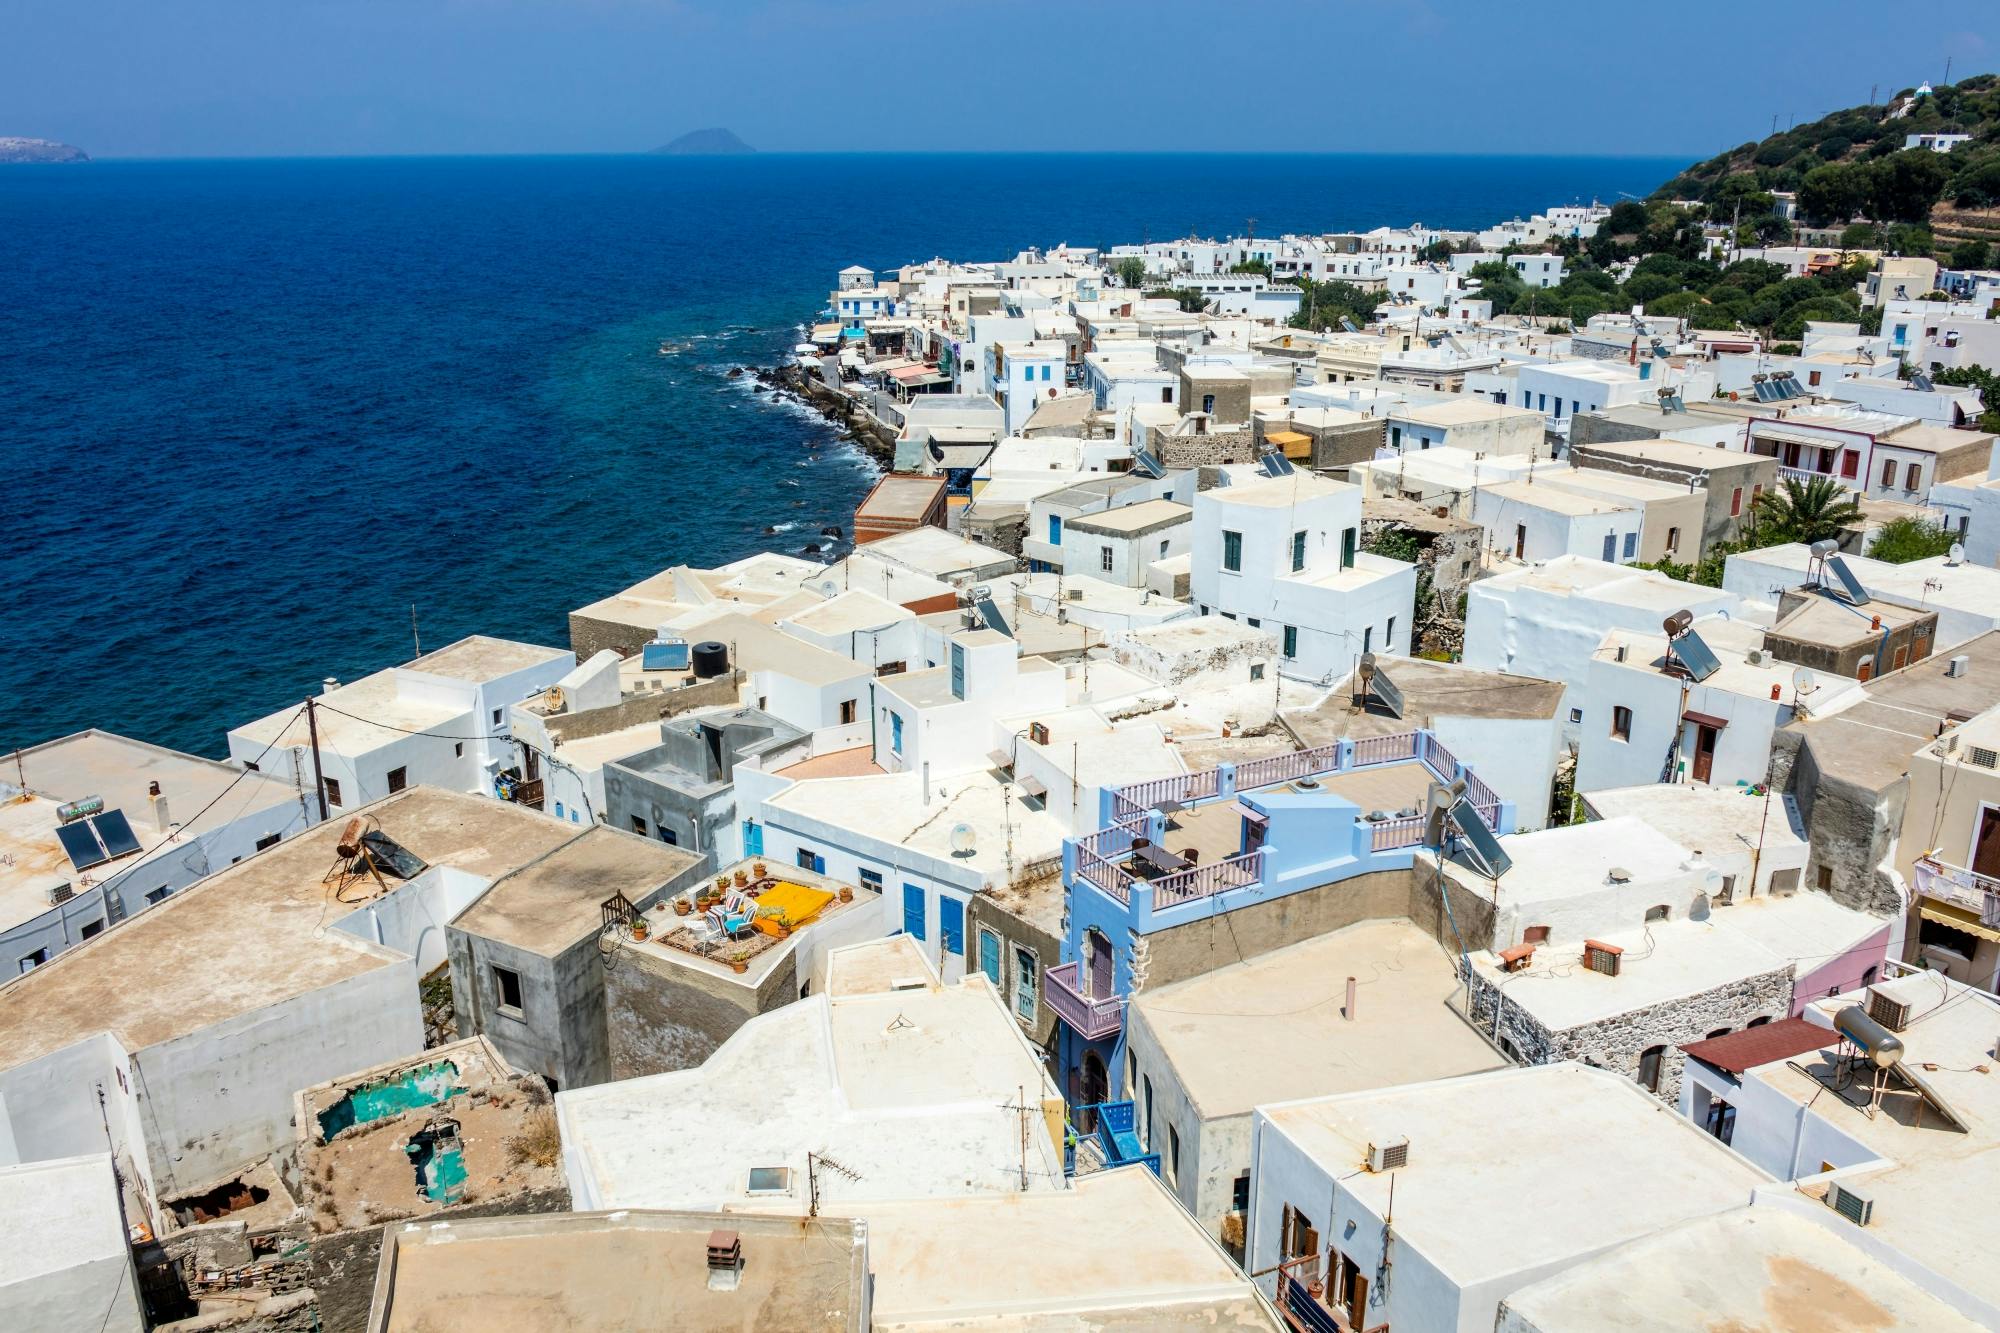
(1467, 964, 1796, 1104)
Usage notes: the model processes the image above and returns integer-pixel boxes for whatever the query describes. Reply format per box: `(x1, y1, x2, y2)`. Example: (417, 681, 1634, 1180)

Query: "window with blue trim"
(890, 712, 904, 754)
(903, 884, 926, 940)
(859, 866, 883, 892)
(950, 642, 965, 698)
(977, 929, 1001, 984)
(940, 897, 964, 955)
(797, 847, 826, 874)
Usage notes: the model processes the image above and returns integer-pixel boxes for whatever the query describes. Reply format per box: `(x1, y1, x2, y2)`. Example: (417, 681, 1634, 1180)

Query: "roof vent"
(1607, 866, 1633, 884)
(1583, 940, 1623, 976)
(706, 1228, 744, 1291)
(1825, 1181, 1874, 1227)
(1971, 746, 1997, 771)
(1946, 654, 1970, 678)
(1366, 1137, 1409, 1172)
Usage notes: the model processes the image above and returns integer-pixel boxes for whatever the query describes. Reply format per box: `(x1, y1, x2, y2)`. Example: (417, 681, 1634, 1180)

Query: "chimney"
(149, 785, 172, 835)
(322, 677, 342, 695)
(1344, 975, 1358, 1021)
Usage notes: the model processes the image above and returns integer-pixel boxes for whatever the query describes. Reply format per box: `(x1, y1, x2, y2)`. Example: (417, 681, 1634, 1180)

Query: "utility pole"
(305, 696, 329, 821)
(1944, 56, 1952, 85)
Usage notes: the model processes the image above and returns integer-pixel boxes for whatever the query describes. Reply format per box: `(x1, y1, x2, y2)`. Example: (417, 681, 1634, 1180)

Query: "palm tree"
(1749, 475, 1863, 544)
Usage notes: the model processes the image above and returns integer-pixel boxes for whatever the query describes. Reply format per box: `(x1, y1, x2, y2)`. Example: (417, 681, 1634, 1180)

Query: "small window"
(1645, 904, 1671, 923)
(80, 919, 105, 939)
(1611, 706, 1632, 742)
(1282, 626, 1298, 659)
(145, 886, 171, 905)
(1100, 546, 1114, 572)
(1250, 663, 1265, 681)
(1730, 487, 1743, 516)
(1747, 1015, 1772, 1028)
(1012, 945, 1038, 1022)
(322, 776, 343, 808)
(858, 867, 883, 892)
(1568, 707, 1583, 724)
(491, 708, 503, 726)
(1290, 530, 1307, 572)
(1817, 865, 1833, 891)
(1222, 530, 1243, 572)
(1666, 526, 1680, 554)
(386, 766, 408, 794)
(1167, 1125, 1182, 1186)
(797, 847, 826, 874)
(630, 815, 648, 836)
(255, 833, 281, 852)
(1905, 462, 1921, 492)
(1232, 1172, 1251, 1213)
(746, 1166, 792, 1195)
(493, 965, 524, 1016)
(455, 742, 464, 758)
(659, 826, 678, 846)
(839, 698, 857, 725)
(19, 948, 49, 974)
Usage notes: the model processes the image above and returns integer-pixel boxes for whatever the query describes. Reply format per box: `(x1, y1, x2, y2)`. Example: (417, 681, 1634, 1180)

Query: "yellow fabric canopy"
(753, 880, 836, 936)
(1918, 900, 2000, 945)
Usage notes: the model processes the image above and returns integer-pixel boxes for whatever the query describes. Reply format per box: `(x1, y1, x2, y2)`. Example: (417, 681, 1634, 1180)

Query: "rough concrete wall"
(1782, 733, 1906, 916)
(1159, 430, 1256, 468)
(1466, 965, 1795, 1103)
(600, 766, 725, 869)
(961, 509, 1028, 557)
(306, 1185, 571, 1333)
(1311, 419, 1390, 472)
(603, 943, 790, 1079)
(1139, 868, 1420, 992)
(567, 614, 647, 663)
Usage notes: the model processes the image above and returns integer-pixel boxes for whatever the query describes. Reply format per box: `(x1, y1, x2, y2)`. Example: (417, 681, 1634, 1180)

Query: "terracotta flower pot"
(752, 861, 767, 879)
(630, 921, 648, 942)
(729, 959, 748, 974)
(673, 899, 691, 917)
(733, 869, 749, 888)
(838, 886, 853, 903)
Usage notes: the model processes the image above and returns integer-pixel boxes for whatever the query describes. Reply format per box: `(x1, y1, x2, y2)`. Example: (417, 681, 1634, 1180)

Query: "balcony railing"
(1150, 848, 1265, 908)
(1914, 855, 2000, 925)
(1045, 962, 1124, 1039)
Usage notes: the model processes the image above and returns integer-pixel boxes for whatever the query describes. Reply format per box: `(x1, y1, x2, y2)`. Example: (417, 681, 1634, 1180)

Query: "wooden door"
(1973, 807, 2000, 880)
(1346, 1269, 1369, 1328)
(1692, 724, 1718, 784)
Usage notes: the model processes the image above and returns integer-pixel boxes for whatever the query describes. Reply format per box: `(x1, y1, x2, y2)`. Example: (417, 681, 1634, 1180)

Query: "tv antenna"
(806, 1151, 861, 1217)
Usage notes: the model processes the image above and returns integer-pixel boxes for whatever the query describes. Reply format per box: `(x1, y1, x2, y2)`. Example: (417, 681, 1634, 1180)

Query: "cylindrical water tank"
(691, 641, 729, 679)
(1835, 1005, 1904, 1069)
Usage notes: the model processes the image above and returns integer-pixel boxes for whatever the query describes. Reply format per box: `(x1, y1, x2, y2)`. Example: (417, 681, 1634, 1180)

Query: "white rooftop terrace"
(0, 1153, 140, 1331)
(1260, 1063, 1768, 1289)
(763, 764, 1067, 882)
(556, 937, 1066, 1213)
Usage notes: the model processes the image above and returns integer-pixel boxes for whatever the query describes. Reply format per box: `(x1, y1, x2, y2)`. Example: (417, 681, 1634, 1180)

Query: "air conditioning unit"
(1866, 988, 1912, 1032)
(1971, 746, 1998, 771)
(1825, 1180, 1874, 1227)
(49, 883, 73, 906)
(1366, 1137, 1409, 1172)
(1029, 722, 1051, 746)
(1583, 940, 1623, 977)
(1946, 654, 1971, 678)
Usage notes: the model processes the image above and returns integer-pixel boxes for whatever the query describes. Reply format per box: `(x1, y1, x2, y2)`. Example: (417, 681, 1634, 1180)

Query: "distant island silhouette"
(652, 128, 754, 156)
(0, 137, 89, 163)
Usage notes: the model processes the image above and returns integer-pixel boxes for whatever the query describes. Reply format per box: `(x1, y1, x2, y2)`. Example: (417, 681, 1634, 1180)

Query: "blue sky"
(4, 1, 1993, 159)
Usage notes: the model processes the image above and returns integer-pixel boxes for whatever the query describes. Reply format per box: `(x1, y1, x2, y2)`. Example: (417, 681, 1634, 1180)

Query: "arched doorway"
(1078, 1049, 1108, 1134)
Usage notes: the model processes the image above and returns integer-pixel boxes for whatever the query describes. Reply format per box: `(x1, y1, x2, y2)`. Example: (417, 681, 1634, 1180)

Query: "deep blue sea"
(0, 153, 1680, 756)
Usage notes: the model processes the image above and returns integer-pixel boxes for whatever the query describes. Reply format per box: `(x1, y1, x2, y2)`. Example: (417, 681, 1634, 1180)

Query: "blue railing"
(1284, 1275, 1341, 1333)
(1076, 1100, 1161, 1177)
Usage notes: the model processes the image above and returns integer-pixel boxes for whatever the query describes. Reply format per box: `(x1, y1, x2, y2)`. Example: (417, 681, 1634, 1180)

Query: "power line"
(309, 700, 512, 742)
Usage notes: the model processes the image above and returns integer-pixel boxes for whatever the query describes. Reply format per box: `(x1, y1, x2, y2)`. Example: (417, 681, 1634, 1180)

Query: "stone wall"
(1466, 963, 1795, 1103)
(1158, 429, 1256, 469)
(1774, 729, 1906, 917)
(966, 881, 1063, 1053)
(543, 673, 744, 745)
(306, 1184, 572, 1333)
(568, 613, 649, 663)
(960, 507, 1028, 557)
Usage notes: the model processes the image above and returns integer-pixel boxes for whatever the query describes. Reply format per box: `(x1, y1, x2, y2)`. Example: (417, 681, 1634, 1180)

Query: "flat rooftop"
(1287, 659, 1563, 745)
(404, 635, 568, 682)
(766, 765, 1067, 881)
(1785, 630, 2000, 789)
(0, 788, 577, 1067)
(1594, 616, 1819, 707)
(1394, 398, 1540, 427)
(451, 825, 702, 956)
(0, 1153, 129, 1294)
(1206, 471, 1352, 509)
(0, 731, 302, 930)
(1066, 498, 1192, 537)
(1583, 782, 1807, 864)
(863, 1167, 1277, 1330)
(1481, 479, 1629, 516)
(557, 941, 1066, 1211)
(1497, 1204, 1985, 1332)
(1260, 1063, 1768, 1286)
(1132, 920, 1505, 1118)
(856, 473, 947, 522)
(855, 525, 1017, 580)
(373, 1209, 866, 1333)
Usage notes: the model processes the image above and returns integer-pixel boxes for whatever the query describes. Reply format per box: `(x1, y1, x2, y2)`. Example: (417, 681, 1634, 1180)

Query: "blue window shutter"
(903, 884, 926, 940)
(742, 820, 762, 855)
(978, 931, 1000, 983)
(1602, 533, 1617, 561)
(950, 643, 965, 698)
(1049, 515, 1062, 545)
(891, 713, 903, 754)
(940, 897, 964, 955)
(1623, 532, 1637, 558)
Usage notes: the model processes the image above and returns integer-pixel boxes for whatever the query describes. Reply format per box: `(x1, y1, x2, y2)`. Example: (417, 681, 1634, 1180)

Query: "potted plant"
(672, 897, 691, 917)
(752, 860, 766, 880)
(727, 949, 749, 974)
(733, 869, 749, 888)
(629, 915, 649, 942)
(838, 885, 854, 903)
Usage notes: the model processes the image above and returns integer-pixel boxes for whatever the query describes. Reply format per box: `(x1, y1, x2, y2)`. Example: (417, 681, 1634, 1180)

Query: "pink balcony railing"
(1044, 962, 1123, 1039)
(1351, 731, 1419, 767)
(1234, 742, 1342, 792)
(1148, 848, 1265, 908)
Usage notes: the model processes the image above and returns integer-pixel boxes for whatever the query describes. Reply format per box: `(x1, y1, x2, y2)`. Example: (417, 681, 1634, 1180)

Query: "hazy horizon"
(5, 1, 1989, 161)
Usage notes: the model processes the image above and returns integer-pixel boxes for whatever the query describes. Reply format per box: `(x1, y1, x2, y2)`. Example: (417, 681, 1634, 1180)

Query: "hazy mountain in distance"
(652, 128, 755, 156)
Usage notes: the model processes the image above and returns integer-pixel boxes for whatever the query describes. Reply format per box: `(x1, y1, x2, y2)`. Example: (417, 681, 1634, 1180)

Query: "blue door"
(978, 930, 1001, 983)
(1602, 532, 1617, 562)
(741, 820, 763, 856)
(902, 884, 926, 940)
(940, 897, 964, 955)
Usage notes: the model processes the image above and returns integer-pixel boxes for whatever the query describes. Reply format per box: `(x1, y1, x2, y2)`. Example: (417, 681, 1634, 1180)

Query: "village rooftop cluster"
(7, 185, 2000, 1332)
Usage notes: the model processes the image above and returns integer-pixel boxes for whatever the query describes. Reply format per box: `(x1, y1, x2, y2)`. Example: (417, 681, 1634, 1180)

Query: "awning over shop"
(810, 323, 844, 344)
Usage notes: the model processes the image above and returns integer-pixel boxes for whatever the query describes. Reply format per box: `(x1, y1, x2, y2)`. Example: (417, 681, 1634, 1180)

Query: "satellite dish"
(1791, 666, 1816, 695)
(1663, 609, 1694, 639)
(948, 823, 977, 857)
(541, 685, 567, 713)
(1949, 543, 1966, 566)
(818, 580, 841, 599)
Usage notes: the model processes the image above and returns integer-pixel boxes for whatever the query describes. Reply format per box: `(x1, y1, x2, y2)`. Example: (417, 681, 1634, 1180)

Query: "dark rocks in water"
(651, 128, 754, 156)
(752, 383, 768, 392)
(763, 525, 778, 535)
(821, 526, 844, 539)
(726, 366, 743, 378)
(802, 543, 822, 555)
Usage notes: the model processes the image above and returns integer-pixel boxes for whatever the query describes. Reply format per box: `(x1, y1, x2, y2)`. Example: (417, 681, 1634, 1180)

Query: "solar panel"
(1753, 379, 1778, 402)
(1370, 664, 1405, 719)
(1826, 555, 1871, 606)
(1911, 371, 1935, 392)
(973, 596, 1012, 638)
(56, 820, 108, 872)
(1131, 448, 1165, 479)
(1339, 317, 1360, 333)
(1671, 628, 1722, 682)
(1258, 452, 1295, 478)
(1449, 799, 1512, 877)
(641, 639, 690, 671)
(90, 810, 143, 860)
(1772, 372, 1804, 399)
